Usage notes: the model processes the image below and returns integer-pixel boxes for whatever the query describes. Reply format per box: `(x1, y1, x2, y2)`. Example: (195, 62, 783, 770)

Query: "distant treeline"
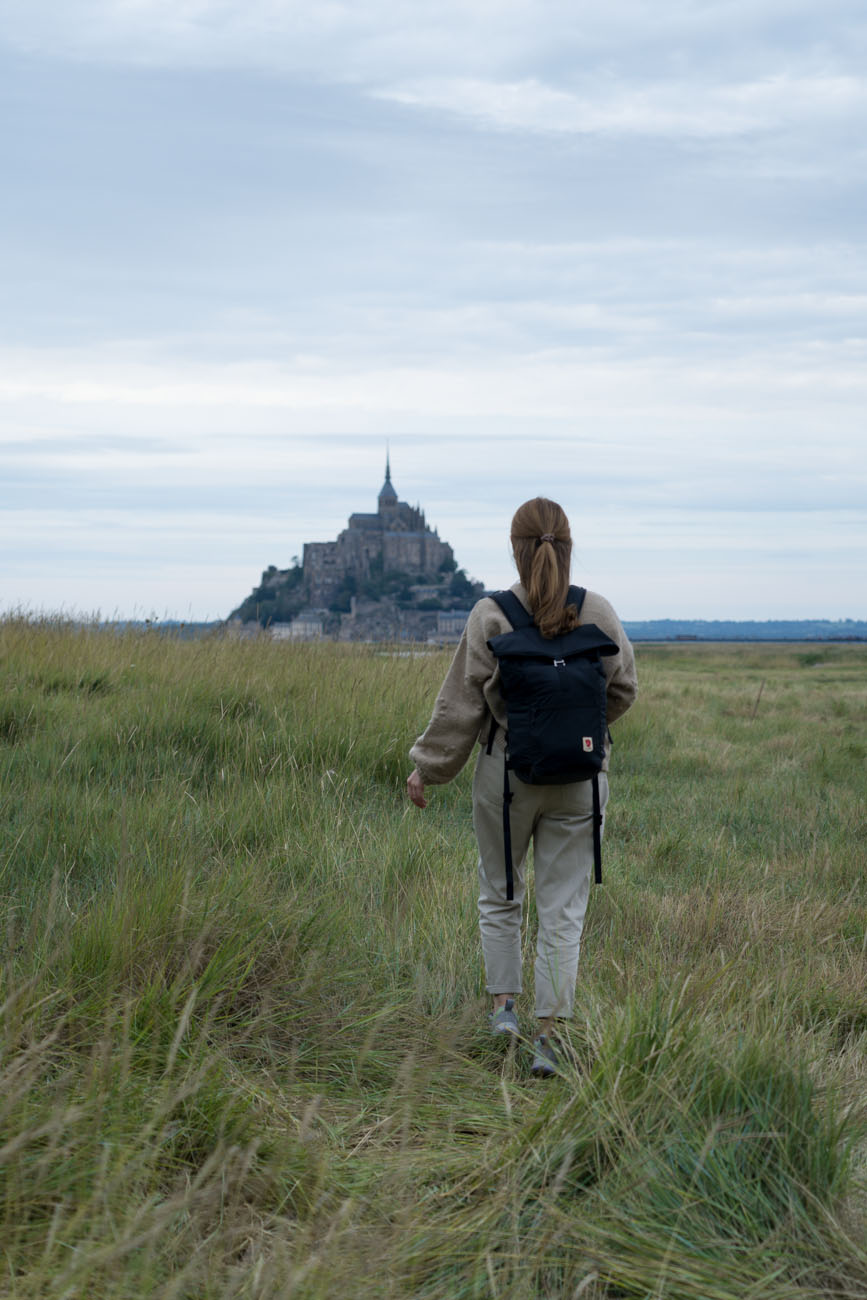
(95, 618, 867, 643)
(622, 619, 867, 642)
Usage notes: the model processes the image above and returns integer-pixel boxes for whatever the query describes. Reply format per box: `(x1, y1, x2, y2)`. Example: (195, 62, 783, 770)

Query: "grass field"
(1, 619, 866, 1298)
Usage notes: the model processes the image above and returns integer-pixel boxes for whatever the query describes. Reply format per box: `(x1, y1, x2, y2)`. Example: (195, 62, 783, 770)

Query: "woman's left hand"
(407, 769, 427, 808)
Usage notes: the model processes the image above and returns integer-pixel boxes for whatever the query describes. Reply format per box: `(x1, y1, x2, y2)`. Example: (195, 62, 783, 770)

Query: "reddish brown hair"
(510, 498, 579, 639)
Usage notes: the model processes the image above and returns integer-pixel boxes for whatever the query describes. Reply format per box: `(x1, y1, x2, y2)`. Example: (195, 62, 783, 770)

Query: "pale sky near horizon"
(1, 1, 865, 621)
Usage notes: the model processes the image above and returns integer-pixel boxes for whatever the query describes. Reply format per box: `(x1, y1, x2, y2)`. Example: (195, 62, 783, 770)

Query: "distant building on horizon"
(228, 458, 482, 641)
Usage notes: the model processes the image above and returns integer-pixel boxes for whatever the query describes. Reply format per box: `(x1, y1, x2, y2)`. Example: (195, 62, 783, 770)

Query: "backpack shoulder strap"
(568, 585, 587, 618)
(490, 586, 587, 630)
(488, 589, 534, 629)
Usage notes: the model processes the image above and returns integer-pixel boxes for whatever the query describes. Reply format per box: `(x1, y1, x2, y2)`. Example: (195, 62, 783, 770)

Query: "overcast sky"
(1, 0, 865, 620)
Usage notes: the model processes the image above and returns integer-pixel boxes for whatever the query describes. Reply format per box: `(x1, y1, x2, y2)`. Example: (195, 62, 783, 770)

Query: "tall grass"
(0, 619, 865, 1297)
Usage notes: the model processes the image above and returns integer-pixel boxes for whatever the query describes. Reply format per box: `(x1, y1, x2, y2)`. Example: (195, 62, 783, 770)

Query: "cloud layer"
(375, 73, 867, 140)
(1, 1, 865, 618)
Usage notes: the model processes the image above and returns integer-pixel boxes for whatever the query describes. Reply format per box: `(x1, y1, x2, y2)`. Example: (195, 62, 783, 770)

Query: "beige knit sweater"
(409, 582, 638, 786)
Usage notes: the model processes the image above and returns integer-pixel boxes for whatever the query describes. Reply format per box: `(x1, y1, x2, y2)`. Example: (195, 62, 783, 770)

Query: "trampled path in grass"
(1, 621, 865, 1298)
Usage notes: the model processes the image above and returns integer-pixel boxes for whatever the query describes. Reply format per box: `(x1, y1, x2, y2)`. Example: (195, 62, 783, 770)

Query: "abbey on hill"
(229, 461, 484, 640)
(303, 457, 455, 606)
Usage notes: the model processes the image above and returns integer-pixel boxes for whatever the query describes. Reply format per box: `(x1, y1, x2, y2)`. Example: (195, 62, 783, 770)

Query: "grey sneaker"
(489, 998, 520, 1037)
(530, 1033, 559, 1077)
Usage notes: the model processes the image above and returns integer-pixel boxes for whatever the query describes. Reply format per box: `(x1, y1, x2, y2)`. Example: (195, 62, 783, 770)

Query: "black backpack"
(485, 586, 619, 899)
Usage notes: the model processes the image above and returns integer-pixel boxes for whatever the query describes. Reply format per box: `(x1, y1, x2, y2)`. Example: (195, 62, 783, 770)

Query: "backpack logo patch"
(582, 737, 594, 753)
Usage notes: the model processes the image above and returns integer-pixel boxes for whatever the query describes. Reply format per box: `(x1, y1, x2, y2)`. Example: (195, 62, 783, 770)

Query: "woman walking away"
(406, 498, 637, 1075)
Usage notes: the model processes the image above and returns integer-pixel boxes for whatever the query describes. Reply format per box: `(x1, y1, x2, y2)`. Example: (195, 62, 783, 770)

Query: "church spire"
(378, 450, 398, 509)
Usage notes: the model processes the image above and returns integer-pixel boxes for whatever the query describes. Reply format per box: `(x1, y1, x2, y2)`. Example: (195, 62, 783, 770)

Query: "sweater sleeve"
(595, 597, 638, 724)
(409, 602, 495, 786)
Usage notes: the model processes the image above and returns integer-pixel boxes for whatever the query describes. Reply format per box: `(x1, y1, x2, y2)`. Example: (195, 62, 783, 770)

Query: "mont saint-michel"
(229, 461, 483, 641)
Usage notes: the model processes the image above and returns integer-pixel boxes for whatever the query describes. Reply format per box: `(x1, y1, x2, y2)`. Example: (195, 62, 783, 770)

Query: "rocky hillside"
(229, 557, 483, 629)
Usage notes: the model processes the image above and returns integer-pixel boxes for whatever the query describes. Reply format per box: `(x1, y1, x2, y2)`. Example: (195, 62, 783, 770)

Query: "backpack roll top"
(487, 622, 619, 663)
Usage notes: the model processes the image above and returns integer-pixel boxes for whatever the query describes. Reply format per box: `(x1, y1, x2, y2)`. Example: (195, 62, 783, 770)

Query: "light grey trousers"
(472, 745, 608, 1019)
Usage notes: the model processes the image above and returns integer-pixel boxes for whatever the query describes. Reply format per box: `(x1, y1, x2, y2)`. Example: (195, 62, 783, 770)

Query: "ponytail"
(510, 498, 578, 639)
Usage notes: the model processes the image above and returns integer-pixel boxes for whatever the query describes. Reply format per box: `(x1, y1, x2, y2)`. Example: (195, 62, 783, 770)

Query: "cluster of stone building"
(230, 461, 481, 643)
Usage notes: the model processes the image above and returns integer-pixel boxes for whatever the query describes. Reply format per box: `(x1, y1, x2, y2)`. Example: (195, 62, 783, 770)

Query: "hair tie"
(540, 533, 555, 543)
